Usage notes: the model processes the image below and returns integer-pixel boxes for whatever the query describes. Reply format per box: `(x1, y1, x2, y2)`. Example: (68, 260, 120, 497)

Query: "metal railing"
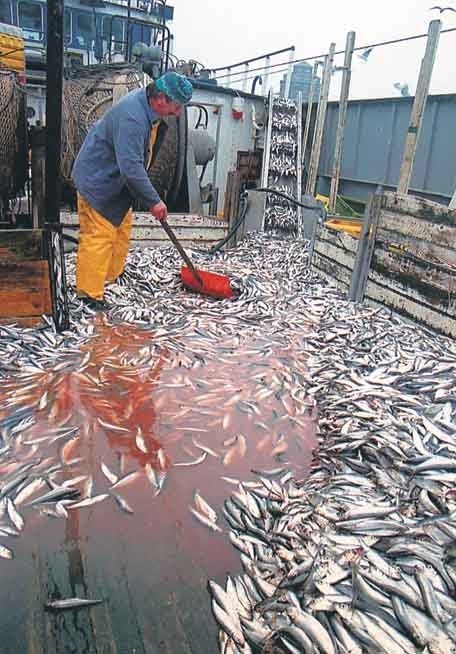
(209, 46, 295, 95)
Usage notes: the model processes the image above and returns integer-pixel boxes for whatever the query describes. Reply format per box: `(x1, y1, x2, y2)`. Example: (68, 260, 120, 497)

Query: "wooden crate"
(0, 229, 52, 326)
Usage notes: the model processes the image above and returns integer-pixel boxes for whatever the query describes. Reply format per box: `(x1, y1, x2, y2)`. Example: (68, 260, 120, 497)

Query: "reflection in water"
(0, 320, 317, 652)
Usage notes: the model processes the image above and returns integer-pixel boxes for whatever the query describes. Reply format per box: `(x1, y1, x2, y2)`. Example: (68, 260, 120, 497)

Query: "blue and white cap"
(155, 71, 193, 105)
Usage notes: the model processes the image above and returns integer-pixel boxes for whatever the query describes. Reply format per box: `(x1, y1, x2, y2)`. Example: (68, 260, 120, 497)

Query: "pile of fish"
(0, 231, 455, 654)
(0, 234, 319, 559)
(204, 243, 456, 652)
(264, 96, 299, 233)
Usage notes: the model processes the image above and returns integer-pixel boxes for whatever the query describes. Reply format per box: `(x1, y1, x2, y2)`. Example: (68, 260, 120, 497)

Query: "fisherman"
(72, 71, 193, 310)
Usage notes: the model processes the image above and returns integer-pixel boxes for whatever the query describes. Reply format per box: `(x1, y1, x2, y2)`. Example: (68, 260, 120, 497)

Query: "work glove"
(150, 200, 167, 222)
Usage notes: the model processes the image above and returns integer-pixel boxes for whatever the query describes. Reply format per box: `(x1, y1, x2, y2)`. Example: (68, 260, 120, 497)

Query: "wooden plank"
(223, 172, 234, 224)
(0, 230, 44, 262)
(374, 247, 456, 297)
(63, 227, 227, 243)
(379, 209, 456, 250)
(329, 30, 356, 212)
(306, 43, 336, 196)
(312, 252, 352, 290)
(382, 192, 456, 225)
(61, 213, 228, 228)
(64, 239, 224, 254)
(319, 226, 359, 255)
(349, 192, 382, 303)
(365, 277, 456, 338)
(376, 226, 456, 268)
(0, 261, 51, 317)
(314, 239, 356, 271)
(397, 20, 441, 194)
(302, 61, 320, 169)
(0, 316, 44, 327)
(63, 223, 227, 237)
(368, 258, 456, 318)
(228, 171, 242, 247)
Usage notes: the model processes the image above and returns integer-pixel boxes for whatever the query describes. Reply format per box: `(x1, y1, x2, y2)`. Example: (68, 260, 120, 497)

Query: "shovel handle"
(160, 219, 203, 286)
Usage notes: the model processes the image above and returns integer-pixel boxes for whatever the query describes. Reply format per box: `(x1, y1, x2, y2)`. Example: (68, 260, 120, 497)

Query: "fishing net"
(0, 70, 27, 197)
(61, 66, 142, 184)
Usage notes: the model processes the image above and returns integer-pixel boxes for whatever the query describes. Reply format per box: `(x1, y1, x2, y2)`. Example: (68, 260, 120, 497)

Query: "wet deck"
(0, 319, 316, 653)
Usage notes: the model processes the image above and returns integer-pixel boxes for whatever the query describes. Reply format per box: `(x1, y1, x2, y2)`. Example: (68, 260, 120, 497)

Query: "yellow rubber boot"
(76, 194, 116, 300)
(106, 209, 133, 283)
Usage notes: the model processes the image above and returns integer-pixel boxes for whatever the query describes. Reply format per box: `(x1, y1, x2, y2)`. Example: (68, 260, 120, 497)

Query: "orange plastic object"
(325, 218, 362, 238)
(180, 266, 235, 300)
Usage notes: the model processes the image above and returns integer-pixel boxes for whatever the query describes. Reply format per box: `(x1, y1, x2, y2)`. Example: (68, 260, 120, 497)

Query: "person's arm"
(112, 112, 163, 211)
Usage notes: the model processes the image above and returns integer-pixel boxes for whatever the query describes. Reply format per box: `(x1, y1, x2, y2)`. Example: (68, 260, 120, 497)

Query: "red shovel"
(160, 219, 235, 300)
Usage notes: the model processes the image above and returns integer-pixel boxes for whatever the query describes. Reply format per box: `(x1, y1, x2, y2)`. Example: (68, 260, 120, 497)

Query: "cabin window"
(18, 1, 43, 41)
(102, 17, 125, 53)
(74, 11, 94, 48)
(0, 0, 12, 24)
(64, 8, 71, 44)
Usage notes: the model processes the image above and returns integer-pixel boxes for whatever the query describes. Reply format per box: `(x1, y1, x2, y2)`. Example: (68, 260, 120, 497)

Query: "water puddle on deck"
(0, 320, 317, 653)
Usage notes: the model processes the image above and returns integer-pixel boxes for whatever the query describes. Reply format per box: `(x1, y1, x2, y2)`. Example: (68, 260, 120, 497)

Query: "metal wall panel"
(318, 94, 456, 204)
(189, 84, 266, 217)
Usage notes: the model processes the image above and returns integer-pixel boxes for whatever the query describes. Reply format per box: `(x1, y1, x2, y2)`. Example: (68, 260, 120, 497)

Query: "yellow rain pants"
(76, 194, 133, 300)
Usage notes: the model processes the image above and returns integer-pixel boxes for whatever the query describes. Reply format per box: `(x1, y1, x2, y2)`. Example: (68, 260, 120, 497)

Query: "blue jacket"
(72, 88, 162, 226)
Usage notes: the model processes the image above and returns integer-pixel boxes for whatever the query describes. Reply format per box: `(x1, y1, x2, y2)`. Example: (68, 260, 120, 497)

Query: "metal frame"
(296, 90, 303, 236)
(260, 88, 274, 190)
(45, 224, 70, 331)
(260, 89, 274, 231)
(45, 0, 64, 226)
(284, 47, 295, 98)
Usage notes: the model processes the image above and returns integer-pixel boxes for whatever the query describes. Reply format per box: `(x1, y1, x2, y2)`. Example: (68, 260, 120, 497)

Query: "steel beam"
(45, 0, 64, 224)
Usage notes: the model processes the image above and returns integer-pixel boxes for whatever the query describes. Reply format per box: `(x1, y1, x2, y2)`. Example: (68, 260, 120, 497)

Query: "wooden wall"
(0, 230, 52, 326)
(311, 192, 456, 338)
(312, 223, 359, 293)
(363, 193, 456, 338)
(61, 213, 228, 251)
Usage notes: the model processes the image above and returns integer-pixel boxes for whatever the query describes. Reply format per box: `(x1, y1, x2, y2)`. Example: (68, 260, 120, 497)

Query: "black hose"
(255, 187, 325, 212)
(208, 193, 249, 255)
(195, 105, 209, 130)
(199, 161, 208, 184)
(251, 75, 262, 94)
